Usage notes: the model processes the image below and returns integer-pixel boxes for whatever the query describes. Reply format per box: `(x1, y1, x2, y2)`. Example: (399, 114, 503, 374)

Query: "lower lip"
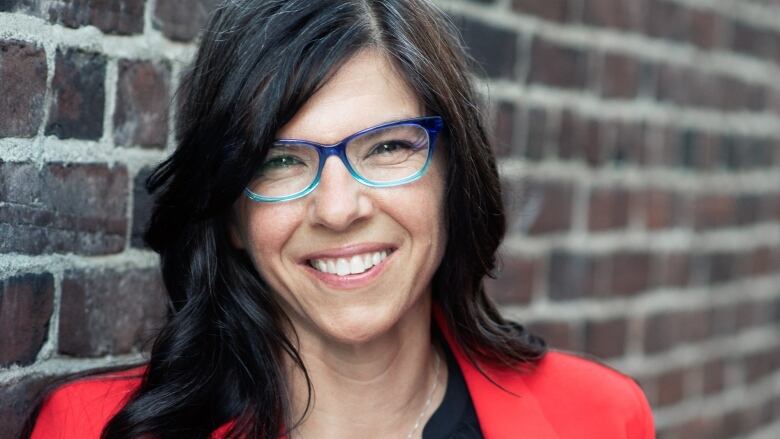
(302, 251, 395, 290)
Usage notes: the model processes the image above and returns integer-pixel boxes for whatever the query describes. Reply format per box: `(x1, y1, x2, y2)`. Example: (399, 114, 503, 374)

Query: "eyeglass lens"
(247, 123, 430, 199)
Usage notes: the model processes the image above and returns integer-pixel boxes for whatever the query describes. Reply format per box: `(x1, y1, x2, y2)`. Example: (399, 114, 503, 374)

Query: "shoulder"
(30, 366, 145, 439)
(521, 350, 655, 438)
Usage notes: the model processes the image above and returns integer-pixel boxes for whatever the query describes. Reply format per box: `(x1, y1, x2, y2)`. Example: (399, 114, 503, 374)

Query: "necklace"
(405, 348, 442, 439)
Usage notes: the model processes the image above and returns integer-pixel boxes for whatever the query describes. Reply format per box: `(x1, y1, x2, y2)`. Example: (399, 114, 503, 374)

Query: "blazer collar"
(433, 306, 558, 438)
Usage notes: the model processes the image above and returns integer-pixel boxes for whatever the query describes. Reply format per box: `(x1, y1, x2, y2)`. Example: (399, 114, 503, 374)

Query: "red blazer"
(32, 311, 655, 438)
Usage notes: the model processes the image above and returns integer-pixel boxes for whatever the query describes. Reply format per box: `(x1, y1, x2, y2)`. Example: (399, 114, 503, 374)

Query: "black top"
(422, 340, 483, 439)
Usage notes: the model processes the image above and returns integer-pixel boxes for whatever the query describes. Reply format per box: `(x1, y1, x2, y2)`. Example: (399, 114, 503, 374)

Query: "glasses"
(244, 116, 444, 202)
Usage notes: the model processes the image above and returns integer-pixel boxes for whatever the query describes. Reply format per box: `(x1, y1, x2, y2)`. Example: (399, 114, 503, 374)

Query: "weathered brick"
(702, 359, 725, 395)
(735, 194, 762, 225)
(504, 179, 573, 235)
(588, 187, 630, 231)
(705, 251, 742, 284)
(0, 273, 54, 366)
(0, 40, 47, 137)
(548, 250, 606, 300)
(584, 317, 627, 359)
(59, 267, 166, 357)
(45, 48, 106, 140)
(528, 39, 589, 89)
(0, 162, 128, 255)
(153, 0, 217, 42)
(749, 246, 778, 275)
(47, 0, 145, 35)
(736, 300, 775, 331)
(0, 375, 58, 439)
(644, 1, 690, 41)
(644, 312, 681, 353)
(609, 251, 652, 296)
(582, 0, 642, 30)
(693, 194, 735, 230)
(659, 417, 722, 439)
(485, 254, 536, 305)
(744, 349, 780, 384)
(512, 0, 570, 22)
(457, 17, 518, 79)
(527, 320, 581, 351)
(709, 304, 738, 337)
(114, 59, 171, 148)
(523, 107, 549, 160)
(599, 53, 639, 99)
(731, 22, 779, 60)
(657, 252, 690, 287)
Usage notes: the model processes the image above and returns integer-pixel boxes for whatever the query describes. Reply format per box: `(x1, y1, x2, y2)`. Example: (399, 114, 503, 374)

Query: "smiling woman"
(28, 1, 654, 438)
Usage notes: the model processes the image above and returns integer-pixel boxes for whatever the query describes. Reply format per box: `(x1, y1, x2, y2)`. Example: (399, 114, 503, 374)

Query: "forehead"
(276, 49, 425, 143)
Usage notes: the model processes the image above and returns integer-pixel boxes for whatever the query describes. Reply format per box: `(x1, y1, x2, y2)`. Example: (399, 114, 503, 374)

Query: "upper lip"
(300, 243, 397, 262)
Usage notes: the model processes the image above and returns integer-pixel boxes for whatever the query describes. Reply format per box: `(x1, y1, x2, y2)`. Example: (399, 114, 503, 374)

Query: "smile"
(308, 250, 392, 276)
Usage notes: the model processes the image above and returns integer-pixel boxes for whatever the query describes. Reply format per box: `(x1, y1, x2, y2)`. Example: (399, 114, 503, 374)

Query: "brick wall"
(1, 1, 779, 438)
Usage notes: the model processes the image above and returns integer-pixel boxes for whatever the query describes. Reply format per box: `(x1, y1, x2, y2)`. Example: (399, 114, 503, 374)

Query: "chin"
(315, 304, 402, 345)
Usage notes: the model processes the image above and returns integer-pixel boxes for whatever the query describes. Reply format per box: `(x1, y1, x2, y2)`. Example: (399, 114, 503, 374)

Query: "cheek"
(242, 205, 303, 268)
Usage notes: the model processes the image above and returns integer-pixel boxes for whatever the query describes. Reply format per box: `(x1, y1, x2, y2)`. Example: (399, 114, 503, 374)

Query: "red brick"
(642, 189, 681, 230)
(457, 17, 519, 79)
(0, 40, 47, 137)
(709, 304, 738, 337)
(491, 101, 517, 158)
(529, 39, 589, 89)
(744, 349, 780, 384)
(0, 375, 58, 439)
(653, 368, 686, 407)
(609, 251, 653, 296)
(0, 162, 128, 255)
(59, 267, 166, 357)
(548, 250, 607, 300)
(47, 0, 145, 35)
(736, 300, 775, 331)
(512, 0, 570, 22)
(644, 312, 683, 353)
(114, 59, 171, 148)
(689, 10, 728, 49)
(749, 246, 777, 275)
(485, 254, 536, 305)
(557, 112, 607, 165)
(0, 273, 54, 366)
(582, 0, 642, 30)
(642, 124, 680, 167)
(693, 194, 735, 230)
(599, 53, 640, 99)
(584, 318, 627, 359)
(612, 122, 644, 165)
(504, 179, 573, 235)
(657, 252, 690, 287)
(527, 320, 581, 351)
(45, 48, 106, 140)
(588, 187, 630, 231)
(154, 0, 217, 42)
(661, 417, 722, 439)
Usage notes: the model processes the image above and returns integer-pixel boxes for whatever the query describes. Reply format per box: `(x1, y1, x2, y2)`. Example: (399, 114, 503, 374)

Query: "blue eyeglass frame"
(244, 115, 445, 203)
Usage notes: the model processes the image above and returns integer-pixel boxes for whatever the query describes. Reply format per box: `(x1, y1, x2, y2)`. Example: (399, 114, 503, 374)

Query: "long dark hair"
(101, 0, 546, 437)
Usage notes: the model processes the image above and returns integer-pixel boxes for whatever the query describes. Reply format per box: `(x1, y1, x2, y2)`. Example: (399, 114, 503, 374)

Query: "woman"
(30, 0, 654, 438)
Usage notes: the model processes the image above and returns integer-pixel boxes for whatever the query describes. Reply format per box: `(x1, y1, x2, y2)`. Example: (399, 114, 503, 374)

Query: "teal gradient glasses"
(244, 116, 444, 202)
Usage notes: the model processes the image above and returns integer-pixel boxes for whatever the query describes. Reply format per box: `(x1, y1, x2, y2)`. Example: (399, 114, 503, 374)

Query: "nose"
(308, 156, 372, 231)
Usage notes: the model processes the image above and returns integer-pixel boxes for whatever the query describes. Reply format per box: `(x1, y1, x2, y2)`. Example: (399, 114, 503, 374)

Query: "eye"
(368, 141, 413, 156)
(259, 155, 305, 172)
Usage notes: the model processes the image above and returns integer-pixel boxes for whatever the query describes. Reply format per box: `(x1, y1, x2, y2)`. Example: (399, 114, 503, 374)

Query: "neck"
(284, 299, 447, 439)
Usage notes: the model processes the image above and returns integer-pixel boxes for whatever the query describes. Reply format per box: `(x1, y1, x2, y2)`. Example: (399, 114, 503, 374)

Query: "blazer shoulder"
(522, 350, 655, 438)
(30, 366, 145, 439)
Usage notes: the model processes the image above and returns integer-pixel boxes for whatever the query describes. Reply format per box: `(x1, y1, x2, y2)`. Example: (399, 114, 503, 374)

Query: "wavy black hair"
(95, 0, 546, 437)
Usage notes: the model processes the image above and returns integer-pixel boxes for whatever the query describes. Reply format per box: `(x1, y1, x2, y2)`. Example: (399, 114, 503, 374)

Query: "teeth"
(309, 250, 392, 275)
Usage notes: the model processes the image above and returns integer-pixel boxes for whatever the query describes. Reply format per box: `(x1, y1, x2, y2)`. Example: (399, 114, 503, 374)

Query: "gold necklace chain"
(405, 348, 442, 439)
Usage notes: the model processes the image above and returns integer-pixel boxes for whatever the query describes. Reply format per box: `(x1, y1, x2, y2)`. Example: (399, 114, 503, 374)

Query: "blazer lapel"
(433, 307, 559, 438)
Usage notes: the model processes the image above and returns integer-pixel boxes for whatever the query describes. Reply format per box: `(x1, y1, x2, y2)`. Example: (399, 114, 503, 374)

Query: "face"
(231, 49, 447, 345)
